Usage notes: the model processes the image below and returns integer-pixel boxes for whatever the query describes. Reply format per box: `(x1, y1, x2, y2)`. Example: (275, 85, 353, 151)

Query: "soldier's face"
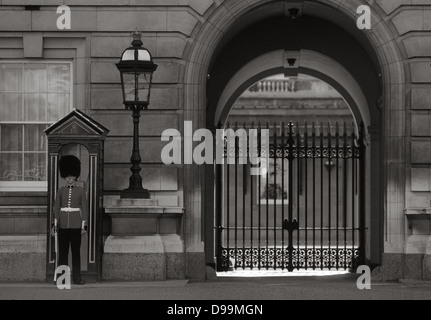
(65, 176, 77, 184)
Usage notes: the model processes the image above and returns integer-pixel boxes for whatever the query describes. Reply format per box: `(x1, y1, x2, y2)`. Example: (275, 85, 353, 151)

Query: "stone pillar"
(368, 124, 383, 266)
(381, 81, 407, 281)
(103, 198, 185, 281)
(183, 82, 207, 280)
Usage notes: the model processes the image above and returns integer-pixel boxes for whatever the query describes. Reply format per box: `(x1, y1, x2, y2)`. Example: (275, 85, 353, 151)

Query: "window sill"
(0, 191, 47, 197)
(0, 192, 48, 206)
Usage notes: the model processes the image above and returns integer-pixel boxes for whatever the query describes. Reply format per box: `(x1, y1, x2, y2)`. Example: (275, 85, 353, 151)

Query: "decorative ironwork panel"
(220, 247, 360, 270)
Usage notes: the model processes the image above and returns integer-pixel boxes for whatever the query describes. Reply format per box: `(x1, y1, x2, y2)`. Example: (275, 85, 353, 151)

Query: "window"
(259, 158, 289, 205)
(0, 62, 72, 191)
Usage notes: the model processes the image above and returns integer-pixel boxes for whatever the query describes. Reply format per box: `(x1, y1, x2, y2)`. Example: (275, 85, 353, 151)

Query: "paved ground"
(0, 272, 430, 301)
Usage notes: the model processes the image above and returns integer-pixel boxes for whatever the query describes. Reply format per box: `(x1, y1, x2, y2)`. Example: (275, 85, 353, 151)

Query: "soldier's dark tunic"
(53, 184, 88, 283)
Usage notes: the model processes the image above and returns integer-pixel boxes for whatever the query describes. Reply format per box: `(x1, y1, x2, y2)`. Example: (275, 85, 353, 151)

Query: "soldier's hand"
(81, 226, 87, 236)
(51, 225, 58, 237)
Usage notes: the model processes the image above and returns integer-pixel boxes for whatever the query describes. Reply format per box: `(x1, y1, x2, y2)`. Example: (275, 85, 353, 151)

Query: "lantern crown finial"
(131, 29, 143, 47)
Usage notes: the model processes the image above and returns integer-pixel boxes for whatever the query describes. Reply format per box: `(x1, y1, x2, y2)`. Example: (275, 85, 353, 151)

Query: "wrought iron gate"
(215, 122, 365, 272)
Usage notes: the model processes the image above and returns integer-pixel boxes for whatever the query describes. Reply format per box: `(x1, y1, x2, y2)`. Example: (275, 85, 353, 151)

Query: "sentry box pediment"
(45, 108, 109, 140)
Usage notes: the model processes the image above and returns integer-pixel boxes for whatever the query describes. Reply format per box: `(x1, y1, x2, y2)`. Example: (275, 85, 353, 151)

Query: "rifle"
(53, 227, 58, 283)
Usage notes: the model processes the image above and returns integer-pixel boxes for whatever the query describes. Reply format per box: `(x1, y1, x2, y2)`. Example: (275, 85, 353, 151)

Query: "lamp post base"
(120, 188, 150, 199)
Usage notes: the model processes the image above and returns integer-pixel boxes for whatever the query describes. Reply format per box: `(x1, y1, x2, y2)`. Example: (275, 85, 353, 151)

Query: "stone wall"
(376, 0, 431, 281)
(0, 0, 207, 280)
(0, 207, 47, 281)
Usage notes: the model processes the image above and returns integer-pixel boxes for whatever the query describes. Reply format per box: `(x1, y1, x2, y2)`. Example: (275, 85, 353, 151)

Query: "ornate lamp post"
(117, 31, 158, 199)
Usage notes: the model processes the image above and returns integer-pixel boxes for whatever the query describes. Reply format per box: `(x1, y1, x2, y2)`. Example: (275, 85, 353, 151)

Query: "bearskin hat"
(59, 155, 81, 178)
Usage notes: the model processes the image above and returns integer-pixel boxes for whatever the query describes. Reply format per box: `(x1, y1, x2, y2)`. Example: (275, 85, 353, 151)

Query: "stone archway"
(182, 0, 405, 278)
(213, 49, 371, 129)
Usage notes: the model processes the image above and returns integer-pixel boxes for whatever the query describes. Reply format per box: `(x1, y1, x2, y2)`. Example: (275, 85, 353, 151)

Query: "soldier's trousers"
(58, 228, 82, 282)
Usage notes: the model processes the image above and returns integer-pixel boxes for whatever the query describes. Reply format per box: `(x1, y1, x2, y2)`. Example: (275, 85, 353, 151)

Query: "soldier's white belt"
(60, 208, 80, 212)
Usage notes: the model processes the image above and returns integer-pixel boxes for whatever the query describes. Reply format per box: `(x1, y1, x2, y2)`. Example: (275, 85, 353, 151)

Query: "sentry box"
(44, 109, 109, 283)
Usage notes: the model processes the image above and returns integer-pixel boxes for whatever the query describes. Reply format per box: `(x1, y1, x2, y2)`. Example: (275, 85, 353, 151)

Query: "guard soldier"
(52, 155, 88, 285)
